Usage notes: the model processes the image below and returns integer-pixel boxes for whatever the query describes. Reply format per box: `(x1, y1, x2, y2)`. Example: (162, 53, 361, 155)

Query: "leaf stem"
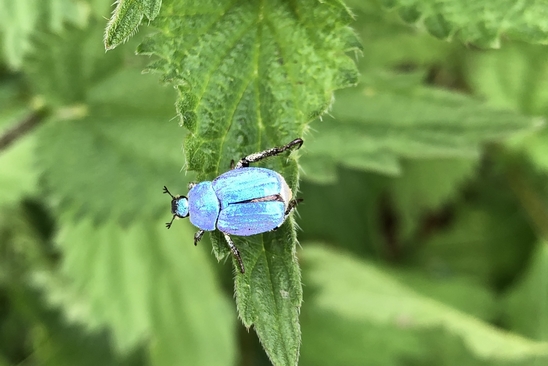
(0, 108, 49, 153)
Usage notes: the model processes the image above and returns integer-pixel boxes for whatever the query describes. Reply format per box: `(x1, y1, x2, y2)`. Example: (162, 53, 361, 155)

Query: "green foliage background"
(2, 0, 548, 365)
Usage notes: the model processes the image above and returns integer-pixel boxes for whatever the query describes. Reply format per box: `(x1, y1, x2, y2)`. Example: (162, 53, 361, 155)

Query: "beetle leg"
(284, 198, 303, 217)
(229, 159, 235, 170)
(234, 138, 303, 169)
(194, 230, 205, 246)
(188, 182, 197, 190)
(223, 233, 245, 274)
(271, 198, 303, 231)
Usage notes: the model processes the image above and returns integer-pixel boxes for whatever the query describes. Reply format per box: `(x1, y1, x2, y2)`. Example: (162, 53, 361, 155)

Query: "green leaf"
(346, 0, 456, 71)
(464, 42, 548, 175)
(35, 69, 184, 224)
(211, 224, 302, 366)
(302, 244, 548, 361)
(137, 0, 359, 178)
(389, 158, 478, 239)
(104, 0, 162, 50)
(0, 0, 90, 69)
(42, 215, 236, 365)
(504, 242, 548, 341)
(24, 20, 124, 106)
(301, 72, 543, 183)
(133, 2, 358, 363)
(375, 0, 548, 47)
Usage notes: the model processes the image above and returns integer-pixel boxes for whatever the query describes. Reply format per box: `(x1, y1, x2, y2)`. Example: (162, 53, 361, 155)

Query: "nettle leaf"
(0, 0, 89, 69)
(137, 0, 359, 178)
(302, 244, 548, 361)
(104, 0, 162, 50)
(46, 214, 235, 365)
(24, 22, 185, 224)
(377, 0, 548, 48)
(131, 1, 359, 364)
(301, 72, 543, 183)
(36, 69, 185, 225)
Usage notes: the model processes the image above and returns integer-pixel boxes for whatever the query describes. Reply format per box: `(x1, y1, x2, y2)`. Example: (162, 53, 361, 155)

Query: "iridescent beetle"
(163, 138, 303, 273)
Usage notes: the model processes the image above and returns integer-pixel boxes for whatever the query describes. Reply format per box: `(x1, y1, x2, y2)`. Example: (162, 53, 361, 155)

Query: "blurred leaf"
(0, 0, 90, 69)
(301, 307, 424, 366)
(465, 43, 548, 177)
(302, 72, 541, 183)
(104, 0, 162, 50)
(42, 215, 236, 365)
(298, 167, 386, 257)
(346, 0, 456, 71)
(392, 269, 496, 322)
(465, 43, 548, 115)
(416, 201, 535, 287)
(36, 69, 184, 225)
(504, 243, 548, 341)
(24, 20, 124, 106)
(375, 0, 548, 47)
(302, 244, 548, 361)
(389, 158, 478, 239)
(25, 22, 184, 224)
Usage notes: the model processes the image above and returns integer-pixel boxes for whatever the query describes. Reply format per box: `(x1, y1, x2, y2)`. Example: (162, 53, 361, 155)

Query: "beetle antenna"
(165, 215, 176, 229)
(163, 186, 175, 198)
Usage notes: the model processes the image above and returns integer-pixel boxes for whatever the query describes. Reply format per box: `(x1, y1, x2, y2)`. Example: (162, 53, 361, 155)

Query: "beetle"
(163, 138, 303, 273)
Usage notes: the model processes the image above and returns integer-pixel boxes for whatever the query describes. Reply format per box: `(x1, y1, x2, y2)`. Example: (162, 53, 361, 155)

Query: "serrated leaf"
(302, 244, 548, 361)
(36, 71, 184, 224)
(375, 0, 548, 47)
(104, 0, 162, 50)
(133, 1, 358, 364)
(504, 243, 548, 341)
(138, 0, 359, 178)
(301, 72, 543, 183)
(47, 215, 235, 364)
(211, 224, 302, 366)
(24, 20, 124, 106)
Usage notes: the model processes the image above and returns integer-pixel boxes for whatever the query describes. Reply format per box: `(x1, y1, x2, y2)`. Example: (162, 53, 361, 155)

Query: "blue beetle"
(163, 138, 303, 273)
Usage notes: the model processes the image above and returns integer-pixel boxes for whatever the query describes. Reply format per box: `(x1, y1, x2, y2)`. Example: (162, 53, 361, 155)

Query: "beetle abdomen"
(217, 201, 286, 236)
(188, 182, 220, 231)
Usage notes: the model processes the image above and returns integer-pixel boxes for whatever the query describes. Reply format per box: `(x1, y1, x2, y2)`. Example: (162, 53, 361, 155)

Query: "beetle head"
(163, 186, 189, 229)
(171, 196, 189, 218)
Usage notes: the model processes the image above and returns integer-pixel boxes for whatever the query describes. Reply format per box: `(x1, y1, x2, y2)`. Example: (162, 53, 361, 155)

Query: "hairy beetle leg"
(234, 138, 303, 169)
(223, 233, 245, 274)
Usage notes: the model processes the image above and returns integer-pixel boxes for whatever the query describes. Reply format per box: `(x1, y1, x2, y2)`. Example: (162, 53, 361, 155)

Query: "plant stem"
(0, 108, 48, 153)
